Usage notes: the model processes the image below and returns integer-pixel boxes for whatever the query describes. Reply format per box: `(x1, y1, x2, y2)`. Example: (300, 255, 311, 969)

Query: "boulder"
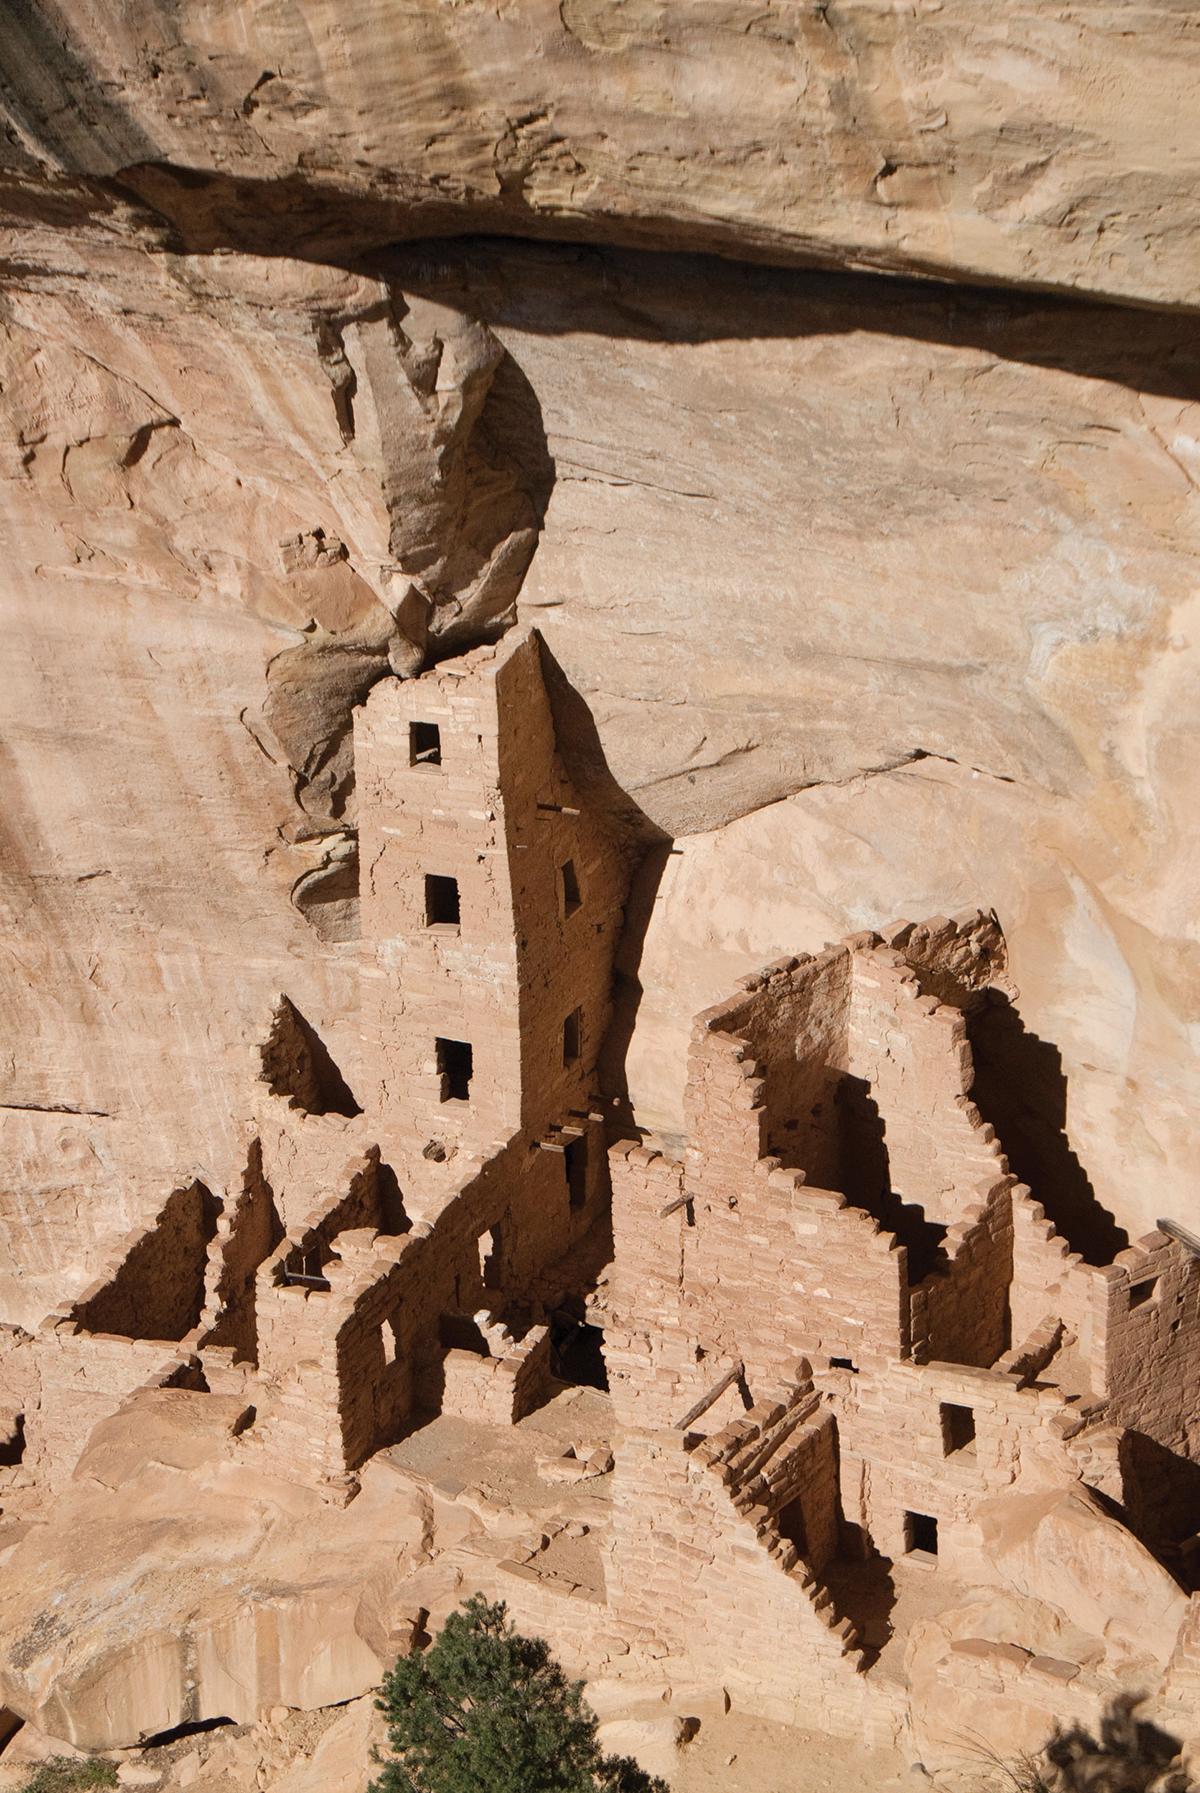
(977, 1485, 1188, 1671)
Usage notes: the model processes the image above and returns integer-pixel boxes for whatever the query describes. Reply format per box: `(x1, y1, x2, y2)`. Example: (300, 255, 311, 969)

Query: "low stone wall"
(0, 1326, 193, 1495)
(440, 1325, 552, 1426)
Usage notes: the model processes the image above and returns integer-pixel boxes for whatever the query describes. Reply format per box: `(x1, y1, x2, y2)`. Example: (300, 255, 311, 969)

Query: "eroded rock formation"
(2, 2, 1199, 305)
(2, 9, 1199, 1790)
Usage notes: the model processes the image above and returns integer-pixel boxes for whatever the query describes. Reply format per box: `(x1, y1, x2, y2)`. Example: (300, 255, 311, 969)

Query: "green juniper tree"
(371, 1595, 670, 1793)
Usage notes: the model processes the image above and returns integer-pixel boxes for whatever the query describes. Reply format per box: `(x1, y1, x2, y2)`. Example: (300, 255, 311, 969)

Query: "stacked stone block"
(440, 1320, 552, 1426)
(355, 630, 625, 1166)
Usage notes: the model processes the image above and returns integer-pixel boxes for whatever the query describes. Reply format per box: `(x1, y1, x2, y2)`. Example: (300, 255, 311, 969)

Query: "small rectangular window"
(560, 859, 581, 916)
(562, 1007, 582, 1066)
(830, 1356, 858, 1373)
(424, 874, 460, 928)
(905, 1511, 938, 1557)
(565, 1136, 587, 1211)
(409, 721, 441, 766)
(436, 1037, 472, 1102)
(284, 1245, 330, 1291)
(940, 1402, 976, 1456)
(1129, 1277, 1159, 1310)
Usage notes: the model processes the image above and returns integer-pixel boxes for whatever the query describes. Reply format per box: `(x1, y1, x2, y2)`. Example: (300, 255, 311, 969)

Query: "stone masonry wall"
(605, 1384, 872, 1734)
(356, 642, 525, 1159)
(1099, 1230, 1200, 1459)
(253, 1102, 376, 1236)
(1011, 1192, 1200, 1450)
(1010, 1186, 1099, 1363)
(355, 631, 626, 1167)
(688, 948, 851, 1185)
(199, 1140, 284, 1362)
(816, 1354, 1079, 1575)
(496, 635, 628, 1145)
(846, 946, 1005, 1228)
(911, 1177, 1014, 1369)
(604, 1142, 693, 1431)
(440, 1325, 552, 1426)
(251, 1122, 603, 1483)
(884, 911, 1010, 1008)
(606, 1135, 911, 1431)
(0, 1327, 192, 1497)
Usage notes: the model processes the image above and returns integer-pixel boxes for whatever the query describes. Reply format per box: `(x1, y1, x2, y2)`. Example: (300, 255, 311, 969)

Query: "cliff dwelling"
(1, 12, 1198, 1786)
(2, 628, 1199, 1786)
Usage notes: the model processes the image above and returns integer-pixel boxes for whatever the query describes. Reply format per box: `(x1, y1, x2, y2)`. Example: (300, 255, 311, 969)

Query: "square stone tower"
(355, 628, 625, 1163)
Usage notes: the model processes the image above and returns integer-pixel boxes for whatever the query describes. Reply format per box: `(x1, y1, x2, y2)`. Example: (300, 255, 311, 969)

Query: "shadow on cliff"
(379, 236, 1200, 402)
(104, 164, 1200, 403)
(967, 989, 1129, 1265)
(537, 637, 674, 1140)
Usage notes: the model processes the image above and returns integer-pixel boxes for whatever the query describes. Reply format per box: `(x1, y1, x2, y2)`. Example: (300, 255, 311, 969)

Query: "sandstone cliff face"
(1, 16, 1200, 1783)
(2, 211, 1196, 1243)
(1, 2, 1198, 308)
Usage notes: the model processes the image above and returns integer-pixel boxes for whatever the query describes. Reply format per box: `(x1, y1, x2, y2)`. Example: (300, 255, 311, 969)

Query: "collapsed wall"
(604, 912, 1200, 1755)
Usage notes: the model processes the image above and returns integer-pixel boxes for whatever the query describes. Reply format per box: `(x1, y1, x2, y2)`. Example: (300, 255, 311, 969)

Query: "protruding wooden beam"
(675, 1361, 745, 1432)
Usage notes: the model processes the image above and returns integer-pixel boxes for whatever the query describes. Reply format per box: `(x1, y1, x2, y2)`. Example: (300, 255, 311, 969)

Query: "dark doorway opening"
(0, 1413, 26, 1468)
(776, 1497, 808, 1554)
(560, 858, 582, 916)
(437, 1037, 473, 1102)
(551, 1307, 609, 1390)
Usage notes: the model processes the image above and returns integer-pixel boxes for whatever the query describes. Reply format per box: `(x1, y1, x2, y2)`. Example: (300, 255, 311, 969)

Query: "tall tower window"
(559, 858, 581, 916)
(424, 874, 461, 929)
(409, 721, 442, 766)
(565, 1136, 588, 1210)
(562, 1007, 582, 1066)
(436, 1037, 473, 1102)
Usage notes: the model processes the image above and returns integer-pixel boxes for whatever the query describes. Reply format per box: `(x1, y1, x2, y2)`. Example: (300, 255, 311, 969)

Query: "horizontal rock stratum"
(1, 1, 1198, 307)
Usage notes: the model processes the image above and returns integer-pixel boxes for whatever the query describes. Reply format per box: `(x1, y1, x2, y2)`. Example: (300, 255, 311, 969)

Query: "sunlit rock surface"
(2, 3, 1198, 306)
(2, 15, 1199, 1792)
